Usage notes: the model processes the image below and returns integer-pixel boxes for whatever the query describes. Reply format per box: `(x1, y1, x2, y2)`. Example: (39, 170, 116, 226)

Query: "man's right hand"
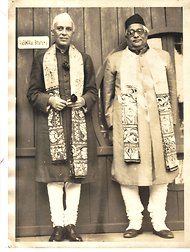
(48, 96, 67, 111)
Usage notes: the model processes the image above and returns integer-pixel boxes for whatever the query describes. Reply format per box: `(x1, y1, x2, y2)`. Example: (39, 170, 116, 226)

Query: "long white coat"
(103, 47, 179, 186)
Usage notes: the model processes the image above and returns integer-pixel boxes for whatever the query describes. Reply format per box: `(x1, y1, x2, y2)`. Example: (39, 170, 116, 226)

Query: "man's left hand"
(67, 97, 86, 109)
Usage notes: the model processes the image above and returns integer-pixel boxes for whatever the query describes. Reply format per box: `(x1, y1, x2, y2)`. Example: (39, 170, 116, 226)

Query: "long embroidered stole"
(120, 47, 178, 171)
(43, 44, 88, 178)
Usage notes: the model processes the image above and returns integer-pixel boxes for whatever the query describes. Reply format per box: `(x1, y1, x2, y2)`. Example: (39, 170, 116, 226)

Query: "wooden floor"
(12, 231, 188, 248)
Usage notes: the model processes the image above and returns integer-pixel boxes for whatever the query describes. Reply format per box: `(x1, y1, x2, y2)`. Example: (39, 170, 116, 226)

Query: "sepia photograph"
(6, 0, 190, 249)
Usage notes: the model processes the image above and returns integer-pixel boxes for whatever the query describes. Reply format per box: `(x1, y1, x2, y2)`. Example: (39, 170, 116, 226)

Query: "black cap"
(125, 13, 145, 30)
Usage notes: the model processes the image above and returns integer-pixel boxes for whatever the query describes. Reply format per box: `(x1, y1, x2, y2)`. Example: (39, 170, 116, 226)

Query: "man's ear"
(51, 29, 55, 36)
(124, 30, 128, 39)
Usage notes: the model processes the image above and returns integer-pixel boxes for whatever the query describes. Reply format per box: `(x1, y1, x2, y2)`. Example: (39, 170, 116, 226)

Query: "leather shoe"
(153, 229, 174, 239)
(64, 224, 83, 242)
(123, 228, 143, 238)
(49, 226, 65, 242)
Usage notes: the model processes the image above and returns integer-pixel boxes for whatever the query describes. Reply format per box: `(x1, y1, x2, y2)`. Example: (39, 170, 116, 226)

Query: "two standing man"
(27, 12, 179, 241)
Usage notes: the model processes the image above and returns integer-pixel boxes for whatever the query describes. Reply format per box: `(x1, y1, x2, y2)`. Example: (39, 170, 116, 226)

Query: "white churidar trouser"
(47, 182, 81, 227)
(120, 185, 144, 230)
(121, 184, 169, 231)
(148, 184, 169, 231)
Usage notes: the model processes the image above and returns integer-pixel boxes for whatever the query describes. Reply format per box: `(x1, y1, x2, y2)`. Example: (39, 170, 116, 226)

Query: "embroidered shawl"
(43, 44, 88, 178)
(120, 47, 178, 171)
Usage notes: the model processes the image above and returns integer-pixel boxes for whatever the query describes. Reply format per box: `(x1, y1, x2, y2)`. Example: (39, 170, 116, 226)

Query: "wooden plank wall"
(16, 7, 183, 237)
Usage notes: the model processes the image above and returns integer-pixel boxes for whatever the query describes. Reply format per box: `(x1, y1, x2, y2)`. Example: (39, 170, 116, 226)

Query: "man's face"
(52, 19, 74, 47)
(125, 23, 148, 49)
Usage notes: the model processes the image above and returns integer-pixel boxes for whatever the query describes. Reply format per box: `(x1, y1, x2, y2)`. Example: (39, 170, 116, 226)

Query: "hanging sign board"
(18, 36, 49, 49)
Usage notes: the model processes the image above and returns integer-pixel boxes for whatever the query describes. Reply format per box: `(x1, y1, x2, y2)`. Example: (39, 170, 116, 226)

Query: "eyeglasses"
(126, 28, 145, 37)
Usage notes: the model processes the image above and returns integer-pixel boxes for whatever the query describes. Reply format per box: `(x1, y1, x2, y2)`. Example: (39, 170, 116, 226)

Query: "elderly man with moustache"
(103, 13, 179, 239)
(27, 12, 98, 242)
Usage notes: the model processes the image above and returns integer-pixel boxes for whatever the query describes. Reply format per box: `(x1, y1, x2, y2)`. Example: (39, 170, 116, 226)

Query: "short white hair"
(51, 12, 75, 32)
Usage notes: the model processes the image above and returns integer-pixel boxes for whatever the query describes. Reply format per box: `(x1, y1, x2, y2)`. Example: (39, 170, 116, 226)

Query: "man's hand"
(67, 97, 86, 109)
(48, 96, 67, 111)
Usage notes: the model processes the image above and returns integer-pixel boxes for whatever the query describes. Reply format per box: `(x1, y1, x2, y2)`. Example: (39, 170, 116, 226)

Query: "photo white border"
(7, 0, 190, 249)
(0, 0, 8, 250)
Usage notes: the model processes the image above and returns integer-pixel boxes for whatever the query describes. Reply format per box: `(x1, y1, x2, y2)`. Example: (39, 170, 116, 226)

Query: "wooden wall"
(16, 7, 183, 237)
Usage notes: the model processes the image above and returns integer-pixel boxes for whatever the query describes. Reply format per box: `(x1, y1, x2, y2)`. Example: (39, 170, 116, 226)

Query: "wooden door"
(16, 7, 184, 237)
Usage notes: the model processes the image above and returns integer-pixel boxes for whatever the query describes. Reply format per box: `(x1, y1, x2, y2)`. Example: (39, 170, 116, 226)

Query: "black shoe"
(153, 229, 174, 239)
(64, 224, 83, 242)
(123, 228, 143, 238)
(49, 226, 65, 242)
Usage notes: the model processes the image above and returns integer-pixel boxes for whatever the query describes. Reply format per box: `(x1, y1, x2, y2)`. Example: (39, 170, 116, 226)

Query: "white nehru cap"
(52, 12, 75, 31)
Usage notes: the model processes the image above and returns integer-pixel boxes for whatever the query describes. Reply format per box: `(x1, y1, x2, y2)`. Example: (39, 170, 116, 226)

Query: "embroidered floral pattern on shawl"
(43, 44, 88, 178)
(157, 94, 178, 171)
(120, 47, 178, 171)
(121, 86, 140, 162)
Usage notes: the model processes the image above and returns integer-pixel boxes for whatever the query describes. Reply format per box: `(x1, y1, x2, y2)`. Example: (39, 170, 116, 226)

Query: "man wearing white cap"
(27, 12, 98, 242)
(103, 13, 179, 239)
